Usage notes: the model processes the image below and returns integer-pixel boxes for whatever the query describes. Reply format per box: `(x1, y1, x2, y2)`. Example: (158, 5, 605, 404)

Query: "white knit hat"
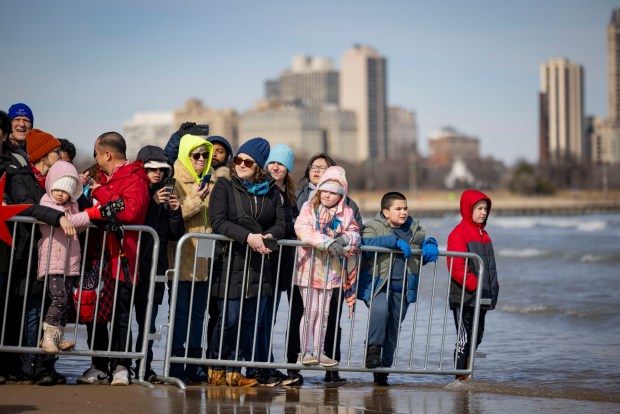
(51, 175, 82, 202)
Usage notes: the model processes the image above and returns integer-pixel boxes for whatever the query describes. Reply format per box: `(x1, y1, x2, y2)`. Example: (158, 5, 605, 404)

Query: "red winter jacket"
(92, 161, 149, 284)
(446, 189, 499, 309)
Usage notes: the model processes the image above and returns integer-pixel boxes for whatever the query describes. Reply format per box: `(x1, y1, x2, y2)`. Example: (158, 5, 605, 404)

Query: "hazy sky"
(1, 1, 616, 166)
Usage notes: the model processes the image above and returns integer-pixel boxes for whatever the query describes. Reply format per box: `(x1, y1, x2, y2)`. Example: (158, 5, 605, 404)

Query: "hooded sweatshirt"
(37, 161, 91, 278)
(294, 166, 361, 307)
(446, 189, 499, 309)
(167, 134, 213, 281)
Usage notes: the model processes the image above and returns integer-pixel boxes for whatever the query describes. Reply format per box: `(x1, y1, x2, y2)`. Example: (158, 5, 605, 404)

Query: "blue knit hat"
(265, 144, 294, 172)
(8, 103, 34, 125)
(237, 137, 270, 168)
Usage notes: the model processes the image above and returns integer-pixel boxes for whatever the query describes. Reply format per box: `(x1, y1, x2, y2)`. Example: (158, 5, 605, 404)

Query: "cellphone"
(163, 177, 176, 195)
(263, 237, 279, 251)
(199, 174, 211, 191)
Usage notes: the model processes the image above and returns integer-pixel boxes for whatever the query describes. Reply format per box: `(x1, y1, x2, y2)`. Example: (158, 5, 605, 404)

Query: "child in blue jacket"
(359, 192, 438, 385)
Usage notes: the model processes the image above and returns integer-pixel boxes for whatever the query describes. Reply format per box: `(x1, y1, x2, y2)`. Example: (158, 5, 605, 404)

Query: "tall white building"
(122, 111, 175, 160)
(609, 9, 620, 123)
(340, 45, 388, 162)
(539, 57, 585, 163)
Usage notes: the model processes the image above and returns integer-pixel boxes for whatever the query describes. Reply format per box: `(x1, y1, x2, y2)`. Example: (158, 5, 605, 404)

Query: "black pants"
(452, 306, 487, 370)
(286, 285, 304, 364)
(86, 283, 133, 373)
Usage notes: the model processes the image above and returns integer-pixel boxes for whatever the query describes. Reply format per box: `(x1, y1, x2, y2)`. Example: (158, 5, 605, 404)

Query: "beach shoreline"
(350, 190, 620, 217)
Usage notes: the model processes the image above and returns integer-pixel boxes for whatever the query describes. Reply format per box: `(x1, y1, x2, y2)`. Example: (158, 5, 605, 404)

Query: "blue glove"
(396, 239, 411, 259)
(422, 238, 439, 263)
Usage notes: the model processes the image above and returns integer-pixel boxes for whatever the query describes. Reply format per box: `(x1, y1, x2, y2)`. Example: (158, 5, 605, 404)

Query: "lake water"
(54, 212, 620, 404)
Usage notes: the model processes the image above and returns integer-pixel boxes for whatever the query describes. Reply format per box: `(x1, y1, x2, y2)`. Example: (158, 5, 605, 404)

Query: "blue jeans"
(169, 281, 209, 354)
(367, 289, 409, 367)
(246, 292, 281, 377)
(210, 296, 266, 373)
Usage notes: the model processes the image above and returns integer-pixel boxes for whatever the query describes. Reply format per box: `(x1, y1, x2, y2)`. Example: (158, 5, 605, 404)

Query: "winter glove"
(328, 241, 345, 257)
(334, 235, 348, 247)
(422, 238, 439, 263)
(177, 121, 196, 138)
(84, 205, 102, 220)
(99, 199, 126, 219)
(396, 239, 411, 258)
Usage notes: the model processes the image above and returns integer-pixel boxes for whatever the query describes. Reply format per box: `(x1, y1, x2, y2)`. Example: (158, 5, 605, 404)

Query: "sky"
(1, 0, 616, 166)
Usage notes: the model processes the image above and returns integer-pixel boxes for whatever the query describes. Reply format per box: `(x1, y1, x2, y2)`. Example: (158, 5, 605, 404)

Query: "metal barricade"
(161, 232, 485, 389)
(0, 216, 160, 387)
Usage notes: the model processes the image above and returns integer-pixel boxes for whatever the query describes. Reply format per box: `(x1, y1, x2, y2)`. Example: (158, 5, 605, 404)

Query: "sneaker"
(286, 369, 304, 386)
(301, 353, 319, 366)
(256, 372, 281, 387)
(111, 366, 129, 386)
(318, 353, 338, 367)
(77, 364, 109, 385)
(208, 368, 227, 386)
(225, 371, 257, 387)
(273, 370, 301, 386)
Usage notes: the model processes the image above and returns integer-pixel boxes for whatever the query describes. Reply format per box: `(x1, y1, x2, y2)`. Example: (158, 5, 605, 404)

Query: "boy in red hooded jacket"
(446, 190, 499, 381)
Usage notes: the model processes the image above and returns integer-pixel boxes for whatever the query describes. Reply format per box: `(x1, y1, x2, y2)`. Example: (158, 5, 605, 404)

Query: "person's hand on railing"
(247, 233, 270, 254)
(59, 215, 77, 240)
(328, 241, 345, 257)
(396, 239, 411, 258)
(422, 238, 439, 264)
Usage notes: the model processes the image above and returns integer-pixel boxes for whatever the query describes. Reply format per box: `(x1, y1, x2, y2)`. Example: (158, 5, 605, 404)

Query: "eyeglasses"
(234, 156, 256, 168)
(191, 152, 209, 161)
(309, 165, 328, 172)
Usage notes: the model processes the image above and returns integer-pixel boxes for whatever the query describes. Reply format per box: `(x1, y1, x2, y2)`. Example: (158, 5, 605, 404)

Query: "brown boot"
(225, 372, 257, 387)
(208, 368, 227, 386)
(57, 326, 75, 351)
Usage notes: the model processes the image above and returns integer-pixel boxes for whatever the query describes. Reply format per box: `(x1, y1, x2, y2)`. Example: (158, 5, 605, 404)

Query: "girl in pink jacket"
(294, 166, 360, 367)
(38, 161, 101, 353)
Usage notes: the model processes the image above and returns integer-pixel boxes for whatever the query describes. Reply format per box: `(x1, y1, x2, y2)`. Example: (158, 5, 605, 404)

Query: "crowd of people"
(0, 103, 499, 388)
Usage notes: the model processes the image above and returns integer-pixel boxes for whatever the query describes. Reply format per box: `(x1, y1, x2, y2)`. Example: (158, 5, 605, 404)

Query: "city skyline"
(1, 1, 615, 166)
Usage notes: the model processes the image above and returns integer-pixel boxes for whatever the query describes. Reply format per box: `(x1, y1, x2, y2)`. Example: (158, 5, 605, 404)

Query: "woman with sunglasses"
(207, 137, 286, 387)
(295, 153, 363, 383)
(166, 134, 213, 383)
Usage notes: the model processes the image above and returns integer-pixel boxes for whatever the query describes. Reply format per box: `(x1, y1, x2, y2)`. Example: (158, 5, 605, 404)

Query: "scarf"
(315, 204, 338, 237)
(30, 162, 45, 189)
(242, 179, 270, 195)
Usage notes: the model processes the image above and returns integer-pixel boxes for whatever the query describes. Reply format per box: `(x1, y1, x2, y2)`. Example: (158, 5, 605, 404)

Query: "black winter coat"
(136, 187, 186, 304)
(208, 175, 286, 300)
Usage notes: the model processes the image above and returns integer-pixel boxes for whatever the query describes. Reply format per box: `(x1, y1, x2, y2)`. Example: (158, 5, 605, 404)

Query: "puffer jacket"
(359, 213, 426, 304)
(446, 190, 499, 310)
(37, 161, 90, 279)
(167, 135, 214, 282)
(208, 174, 286, 300)
(295, 182, 364, 230)
(294, 166, 360, 295)
(92, 160, 150, 284)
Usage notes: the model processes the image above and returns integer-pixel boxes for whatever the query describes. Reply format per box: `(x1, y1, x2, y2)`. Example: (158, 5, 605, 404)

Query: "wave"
(497, 248, 548, 258)
(492, 217, 608, 232)
(497, 304, 615, 319)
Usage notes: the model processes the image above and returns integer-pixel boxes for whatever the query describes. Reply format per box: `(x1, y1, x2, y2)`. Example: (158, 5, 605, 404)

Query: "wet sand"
(1, 378, 618, 413)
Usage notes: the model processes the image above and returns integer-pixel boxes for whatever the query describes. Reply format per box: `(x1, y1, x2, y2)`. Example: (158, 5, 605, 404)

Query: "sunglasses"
(146, 167, 164, 172)
(234, 156, 256, 168)
(191, 152, 209, 161)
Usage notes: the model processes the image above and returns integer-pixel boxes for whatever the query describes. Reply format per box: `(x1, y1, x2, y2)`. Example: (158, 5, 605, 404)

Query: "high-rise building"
(539, 58, 585, 163)
(609, 9, 620, 123)
(587, 116, 619, 164)
(265, 56, 339, 108)
(340, 45, 388, 162)
(240, 100, 357, 163)
(122, 111, 175, 160)
(388, 106, 417, 159)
